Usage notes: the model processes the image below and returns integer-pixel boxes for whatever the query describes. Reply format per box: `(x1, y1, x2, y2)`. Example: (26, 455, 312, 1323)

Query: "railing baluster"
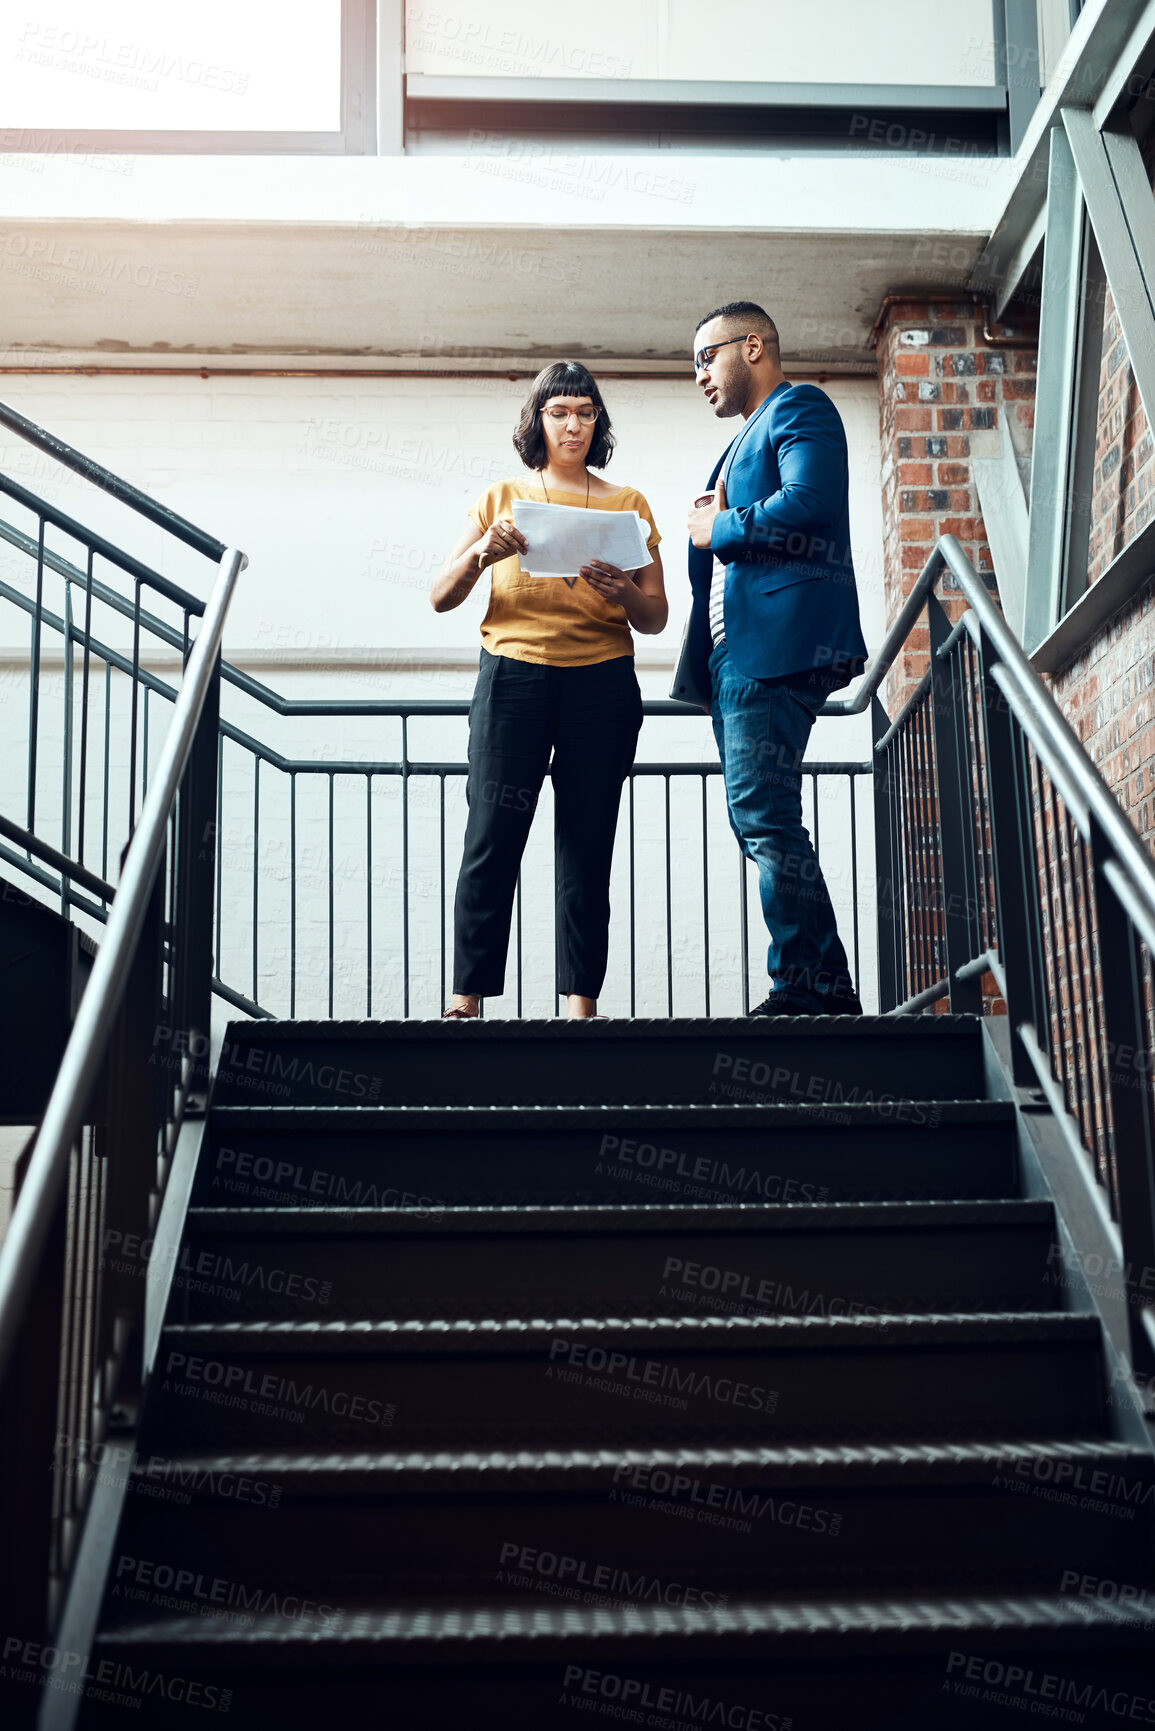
(128, 579, 141, 837)
(872, 699, 899, 1013)
(701, 773, 710, 1019)
(928, 594, 980, 1013)
(290, 772, 297, 1020)
(915, 698, 938, 993)
(516, 869, 523, 1019)
(102, 662, 112, 896)
(739, 851, 750, 1015)
(439, 773, 446, 1015)
(1071, 832, 1110, 1173)
(1092, 816, 1155, 1377)
(899, 716, 920, 994)
(328, 772, 335, 1019)
(77, 550, 94, 870)
(215, 731, 224, 992)
(61, 585, 74, 916)
(665, 773, 673, 1018)
(401, 717, 410, 1019)
(1051, 791, 1083, 1135)
(366, 774, 373, 1018)
(628, 775, 636, 1020)
(252, 756, 260, 1006)
(1021, 742, 1053, 1068)
(27, 515, 45, 833)
(980, 634, 1042, 1085)
(142, 684, 150, 800)
(1040, 769, 1073, 1114)
(848, 773, 860, 998)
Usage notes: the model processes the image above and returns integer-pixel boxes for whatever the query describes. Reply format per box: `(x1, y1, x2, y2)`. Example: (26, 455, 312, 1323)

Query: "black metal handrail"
(0, 486, 872, 1020)
(874, 533, 1155, 1379)
(0, 398, 227, 563)
(0, 401, 243, 1721)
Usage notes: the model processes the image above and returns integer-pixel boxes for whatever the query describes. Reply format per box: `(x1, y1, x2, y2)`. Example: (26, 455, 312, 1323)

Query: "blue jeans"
(710, 641, 853, 999)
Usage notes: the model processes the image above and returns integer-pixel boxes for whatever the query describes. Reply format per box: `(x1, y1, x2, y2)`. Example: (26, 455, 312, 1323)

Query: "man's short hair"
(696, 300, 780, 358)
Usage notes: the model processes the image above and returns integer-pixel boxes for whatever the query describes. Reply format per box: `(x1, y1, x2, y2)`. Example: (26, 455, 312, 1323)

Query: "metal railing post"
(100, 855, 166, 1416)
(977, 634, 1041, 1083)
(173, 653, 221, 1105)
(1089, 816, 1155, 1381)
(928, 595, 983, 1013)
(872, 696, 900, 1012)
(0, 1183, 64, 1727)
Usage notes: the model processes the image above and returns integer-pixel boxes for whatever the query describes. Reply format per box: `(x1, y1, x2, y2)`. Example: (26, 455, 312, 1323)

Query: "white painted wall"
(406, 0, 1000, 87)
(0, 371, 883, 1018)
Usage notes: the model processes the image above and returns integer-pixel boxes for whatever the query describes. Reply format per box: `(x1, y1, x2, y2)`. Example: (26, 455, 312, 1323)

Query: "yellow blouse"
(469, 477, 661, 667)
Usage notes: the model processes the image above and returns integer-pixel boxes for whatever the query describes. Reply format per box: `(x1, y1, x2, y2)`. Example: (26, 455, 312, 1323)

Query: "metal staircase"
(3, 409, 1155, 1729)
(82, 1016, 1155, 1729)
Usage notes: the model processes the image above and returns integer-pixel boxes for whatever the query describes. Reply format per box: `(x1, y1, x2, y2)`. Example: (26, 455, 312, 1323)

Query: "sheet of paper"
(510, 499, 652, 579)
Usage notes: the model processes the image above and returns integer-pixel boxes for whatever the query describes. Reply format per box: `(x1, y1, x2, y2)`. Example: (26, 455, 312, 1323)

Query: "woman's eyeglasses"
(543, 406, 599, 424)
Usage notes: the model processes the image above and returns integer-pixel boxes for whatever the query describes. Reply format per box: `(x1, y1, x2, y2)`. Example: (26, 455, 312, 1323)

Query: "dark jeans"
(709, 641, 853, 1000)
(453, 648, 643, 1000)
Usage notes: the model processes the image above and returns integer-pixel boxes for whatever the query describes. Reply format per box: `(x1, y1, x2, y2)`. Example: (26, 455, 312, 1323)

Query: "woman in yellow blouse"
(431, 360, 667, 1018)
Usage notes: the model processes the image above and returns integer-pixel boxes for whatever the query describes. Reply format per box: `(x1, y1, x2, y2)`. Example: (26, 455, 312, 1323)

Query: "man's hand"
(687, 477, 726, 549)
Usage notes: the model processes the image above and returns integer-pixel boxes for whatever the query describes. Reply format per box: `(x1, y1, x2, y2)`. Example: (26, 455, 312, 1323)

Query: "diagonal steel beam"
(972, 0, 1155, 316)
(1023, 123, 1086, 651)
(1063, 107, 1155, 432)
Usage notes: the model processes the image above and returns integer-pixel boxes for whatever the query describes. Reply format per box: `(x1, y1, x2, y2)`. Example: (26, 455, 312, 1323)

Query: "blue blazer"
(687, 381, 868, 691)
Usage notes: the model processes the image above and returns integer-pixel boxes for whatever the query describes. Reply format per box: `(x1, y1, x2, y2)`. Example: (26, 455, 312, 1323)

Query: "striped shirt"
(709, 555, 726, 646)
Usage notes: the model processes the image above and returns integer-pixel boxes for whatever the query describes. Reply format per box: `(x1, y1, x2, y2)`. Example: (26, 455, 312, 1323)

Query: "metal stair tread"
(160, 1310, 1099, 1355)
(221, 1014, 984, 1040)
(185, 1198, 1055, 1235)
(207, 1099, 1014, 1126)
(132, 1435, 1151, 1494)
(93, 1589, 1155, 1652)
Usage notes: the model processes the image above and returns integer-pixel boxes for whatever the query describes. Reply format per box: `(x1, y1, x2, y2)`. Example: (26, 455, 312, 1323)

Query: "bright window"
(0, 0, 342, 132)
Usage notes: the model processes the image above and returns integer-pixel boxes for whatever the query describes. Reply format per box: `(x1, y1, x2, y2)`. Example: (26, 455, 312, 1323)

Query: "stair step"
(85, 1594, 1155, 1730)
(96, 1590, 1155, 1653)
(127, 1434, 1154, 1494)
(177, 1198, 1060, 1320)
(211, 1014, 987, 1108)
(111, 1436, 1155, 1597)
(198, 1100, 1018, 1208)
(151, 1312, 1105, 1448)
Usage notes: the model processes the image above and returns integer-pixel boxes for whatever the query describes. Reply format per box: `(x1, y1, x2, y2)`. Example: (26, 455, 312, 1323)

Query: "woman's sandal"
(441, 1005, 479, 1019)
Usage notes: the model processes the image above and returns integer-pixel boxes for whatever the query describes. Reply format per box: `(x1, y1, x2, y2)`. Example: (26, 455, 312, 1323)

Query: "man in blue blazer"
(687, 301, 868, 1015)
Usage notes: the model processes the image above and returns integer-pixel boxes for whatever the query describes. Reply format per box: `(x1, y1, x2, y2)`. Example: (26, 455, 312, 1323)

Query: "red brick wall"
(1087, 289, 1153, 584)
(876, 296, 1038, 714)
(1043, 289, 1155, 851)
(1050, 571, 1155, 848)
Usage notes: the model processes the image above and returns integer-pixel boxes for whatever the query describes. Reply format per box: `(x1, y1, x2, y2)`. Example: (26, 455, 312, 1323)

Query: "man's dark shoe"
(748, 988, 820, 1016)
(749, 986, 865, 1017)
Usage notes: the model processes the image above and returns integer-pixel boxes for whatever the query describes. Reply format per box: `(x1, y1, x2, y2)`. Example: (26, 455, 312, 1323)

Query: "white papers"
(510, 499, 652, 579)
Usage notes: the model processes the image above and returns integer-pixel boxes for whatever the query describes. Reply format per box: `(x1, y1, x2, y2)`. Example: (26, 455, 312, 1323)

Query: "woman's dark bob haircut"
(512, 360, 616, 471)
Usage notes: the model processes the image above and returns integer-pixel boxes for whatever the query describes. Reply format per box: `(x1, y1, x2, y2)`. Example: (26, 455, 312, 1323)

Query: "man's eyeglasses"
(543, 405, 599, 424)
(693, 335, 750, 375)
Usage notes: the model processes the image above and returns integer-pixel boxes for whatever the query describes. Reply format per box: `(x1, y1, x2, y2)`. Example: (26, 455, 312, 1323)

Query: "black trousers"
(453, 648, 643, 1000)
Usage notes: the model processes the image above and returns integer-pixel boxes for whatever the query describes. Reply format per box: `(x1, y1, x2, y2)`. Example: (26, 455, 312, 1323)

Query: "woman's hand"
(579, 560, 631, 604)
(579, 547, 668, 635)
(431, 517, 527, 612)
(475, 517, 528, 571)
